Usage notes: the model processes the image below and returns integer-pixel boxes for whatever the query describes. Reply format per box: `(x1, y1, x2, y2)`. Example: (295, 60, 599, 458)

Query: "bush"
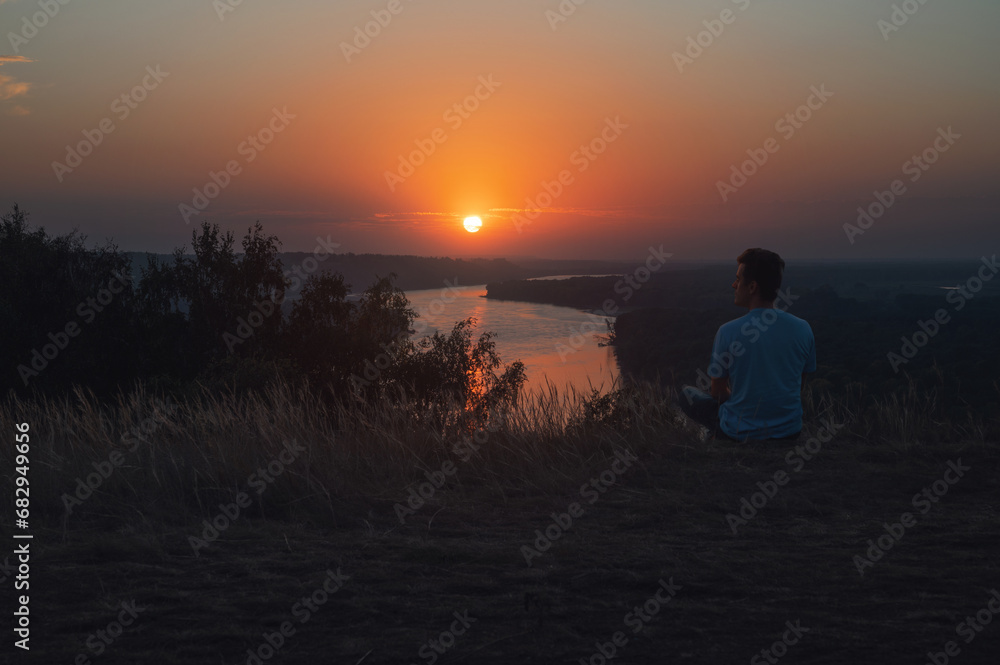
(1, 207, 525, 420)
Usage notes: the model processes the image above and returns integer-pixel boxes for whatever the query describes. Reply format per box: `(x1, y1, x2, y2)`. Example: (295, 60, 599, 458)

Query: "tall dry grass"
(2, 379, 688, 529)
(2, 377, 993, 530)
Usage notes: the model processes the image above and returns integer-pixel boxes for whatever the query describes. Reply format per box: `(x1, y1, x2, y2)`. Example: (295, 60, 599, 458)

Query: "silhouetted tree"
(285, 272, 354, 390)
(400, 318, 526, 424)
(135, 221, 287, 382)
(1, 204, 138, 395)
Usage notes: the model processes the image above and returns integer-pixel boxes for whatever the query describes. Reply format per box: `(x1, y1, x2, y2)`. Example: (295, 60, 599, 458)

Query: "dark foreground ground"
(15, 435, 1000, 664)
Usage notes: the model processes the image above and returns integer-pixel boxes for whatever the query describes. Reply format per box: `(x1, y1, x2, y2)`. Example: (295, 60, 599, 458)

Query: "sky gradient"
(1, 0, 997, 260)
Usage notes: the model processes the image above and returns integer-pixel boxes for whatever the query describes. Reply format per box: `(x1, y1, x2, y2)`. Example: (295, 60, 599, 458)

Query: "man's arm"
(709, 325, 732, 402)
(711, 377, 730, 403)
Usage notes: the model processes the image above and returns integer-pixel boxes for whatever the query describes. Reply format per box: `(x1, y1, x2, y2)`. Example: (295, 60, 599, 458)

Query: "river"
(403, 282, 619, 396)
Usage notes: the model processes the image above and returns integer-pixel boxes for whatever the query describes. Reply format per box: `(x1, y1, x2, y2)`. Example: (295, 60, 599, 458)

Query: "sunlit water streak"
(403, 283, 619, 397)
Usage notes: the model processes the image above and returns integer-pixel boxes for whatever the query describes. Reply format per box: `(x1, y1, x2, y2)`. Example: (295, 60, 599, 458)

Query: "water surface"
(404, 283, 619, 396)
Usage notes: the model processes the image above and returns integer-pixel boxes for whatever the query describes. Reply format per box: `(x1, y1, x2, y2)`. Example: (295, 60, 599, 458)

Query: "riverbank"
(483, 271, 1000, 414)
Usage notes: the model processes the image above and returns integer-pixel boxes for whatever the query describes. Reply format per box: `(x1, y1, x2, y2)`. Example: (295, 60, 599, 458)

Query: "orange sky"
(1, 0, 998, 259)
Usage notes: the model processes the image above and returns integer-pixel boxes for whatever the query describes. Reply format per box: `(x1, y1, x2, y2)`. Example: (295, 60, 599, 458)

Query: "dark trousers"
(678, 385, 801, 444)
(678, 385, 737, 441)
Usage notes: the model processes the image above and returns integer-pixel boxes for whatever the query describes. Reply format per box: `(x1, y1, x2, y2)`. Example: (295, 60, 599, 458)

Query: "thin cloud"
(373, 211, 457, 222)
(226, 208, 656, 229)
(0, 56, 32, 108)
(232, 208, 336, 219)
(489, 207, 647, 219)
(0, 73, 30, 101)
(373, 211, 512, 221)
(373, 211, 447, 218)
(367, 209, 646, 227)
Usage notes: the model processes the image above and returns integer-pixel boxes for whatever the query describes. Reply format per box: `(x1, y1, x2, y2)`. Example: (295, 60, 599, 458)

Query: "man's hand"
(711, 377, 731, 403)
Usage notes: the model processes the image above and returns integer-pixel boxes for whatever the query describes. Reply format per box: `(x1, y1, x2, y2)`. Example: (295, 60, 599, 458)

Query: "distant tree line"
(611, 291, 1000, 413)
(485, 272, 1000, 414)
(0, 205, 524, 412)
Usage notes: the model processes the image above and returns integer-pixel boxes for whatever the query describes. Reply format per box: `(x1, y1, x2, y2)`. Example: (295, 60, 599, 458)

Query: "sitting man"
(679, 248, 815, 443)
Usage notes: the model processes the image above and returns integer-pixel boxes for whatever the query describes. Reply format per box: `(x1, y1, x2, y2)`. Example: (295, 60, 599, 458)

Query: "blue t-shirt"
(709, 308, 816, 441)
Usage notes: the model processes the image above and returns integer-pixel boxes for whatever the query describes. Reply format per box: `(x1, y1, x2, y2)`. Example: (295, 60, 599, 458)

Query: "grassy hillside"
(5, 382, 998, 663)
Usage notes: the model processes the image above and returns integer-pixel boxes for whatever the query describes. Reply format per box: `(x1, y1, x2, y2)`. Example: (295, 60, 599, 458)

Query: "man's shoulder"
(717, 313, 751, 335)
(717, 309, 813, 338)
(776, 309, 813, 333)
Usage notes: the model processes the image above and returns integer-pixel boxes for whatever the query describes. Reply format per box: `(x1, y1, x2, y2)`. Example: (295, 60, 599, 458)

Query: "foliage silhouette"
(2, 207, 526, 415)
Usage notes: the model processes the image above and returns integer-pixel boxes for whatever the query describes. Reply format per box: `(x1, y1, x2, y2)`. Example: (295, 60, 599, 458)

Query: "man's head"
(733, 248, 785, 308)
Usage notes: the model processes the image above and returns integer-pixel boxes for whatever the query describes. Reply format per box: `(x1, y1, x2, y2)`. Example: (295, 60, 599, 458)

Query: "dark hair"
(737, 248, 785, 302)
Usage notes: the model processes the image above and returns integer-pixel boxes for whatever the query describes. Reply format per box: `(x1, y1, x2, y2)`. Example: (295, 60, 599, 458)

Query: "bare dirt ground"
(20, 435, 1000, 664)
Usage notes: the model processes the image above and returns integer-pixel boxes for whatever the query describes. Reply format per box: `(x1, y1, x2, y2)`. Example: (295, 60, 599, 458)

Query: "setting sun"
(2, 1, 997, 660)
(463, 216, 483, 233)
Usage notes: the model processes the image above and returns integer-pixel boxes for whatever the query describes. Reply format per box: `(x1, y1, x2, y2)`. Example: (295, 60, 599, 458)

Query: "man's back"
(712, 308, 816, 440)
